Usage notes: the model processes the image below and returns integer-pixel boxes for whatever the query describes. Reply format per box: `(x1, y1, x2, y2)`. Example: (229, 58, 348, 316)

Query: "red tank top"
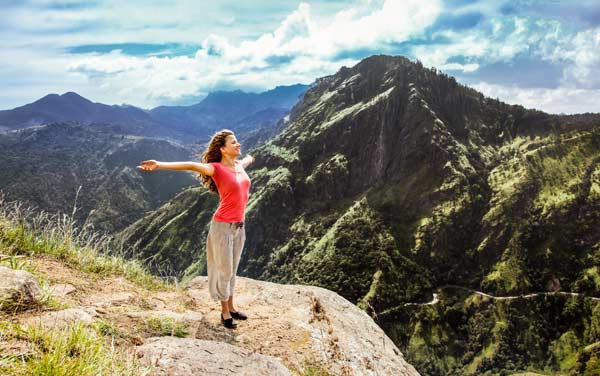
(210, 161, 251, 222)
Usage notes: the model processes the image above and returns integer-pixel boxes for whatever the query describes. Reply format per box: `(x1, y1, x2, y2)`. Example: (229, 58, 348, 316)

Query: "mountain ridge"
(0, 85, 309, 145)
(0, 92, 154, 132)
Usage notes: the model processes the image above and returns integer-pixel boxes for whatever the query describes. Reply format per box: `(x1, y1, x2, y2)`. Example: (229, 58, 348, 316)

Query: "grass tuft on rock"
(137, 316, 189, 338)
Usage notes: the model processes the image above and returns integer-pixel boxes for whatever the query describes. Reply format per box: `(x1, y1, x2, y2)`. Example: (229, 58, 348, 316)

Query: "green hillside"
(0, 122, 198, 234)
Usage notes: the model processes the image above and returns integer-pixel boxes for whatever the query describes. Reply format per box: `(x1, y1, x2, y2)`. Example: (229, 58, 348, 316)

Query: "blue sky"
(1, 0, 600, 113)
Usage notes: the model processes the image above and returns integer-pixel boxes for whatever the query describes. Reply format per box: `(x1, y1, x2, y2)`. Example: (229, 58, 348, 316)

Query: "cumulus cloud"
(542, 27, 600, 89)
(473, 82, 600, 114)
(2, 0, 600, 114)
(484, 25, 600, 113)
(315, 0, 441, 54)
(65, 0, 442, 108)
(412, 8, 600, 113)
(416, 15, 562, 73)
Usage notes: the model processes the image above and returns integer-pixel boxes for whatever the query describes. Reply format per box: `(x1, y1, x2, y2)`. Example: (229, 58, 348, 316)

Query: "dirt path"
(406, 285, 600, 306)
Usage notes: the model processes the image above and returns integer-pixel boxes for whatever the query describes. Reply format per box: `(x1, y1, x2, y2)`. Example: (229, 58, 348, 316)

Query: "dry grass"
(0, 195, 168, 291)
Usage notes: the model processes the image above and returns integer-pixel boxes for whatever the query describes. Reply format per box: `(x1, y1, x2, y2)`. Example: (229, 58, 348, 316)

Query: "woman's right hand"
(137, 160, 160, 171)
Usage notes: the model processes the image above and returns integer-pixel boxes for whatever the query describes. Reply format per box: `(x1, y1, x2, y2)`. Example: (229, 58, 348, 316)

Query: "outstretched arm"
(240, 154, 255, 169)
(137, 160, 215, 176)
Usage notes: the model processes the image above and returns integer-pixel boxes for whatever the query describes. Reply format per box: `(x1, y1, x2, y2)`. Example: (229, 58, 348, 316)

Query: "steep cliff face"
(241, 55, 598, 302)
(120, 55, 600, 374)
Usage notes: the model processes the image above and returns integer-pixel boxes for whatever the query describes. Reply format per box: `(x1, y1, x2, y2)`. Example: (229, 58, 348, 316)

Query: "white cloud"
(412, 13, 600, 115)
(59, 0, 442, 108)
(2, 0, 599, 115)
(0, 1, 297, 49)
(314, 0, 441, 55)
(544, 27, 600, 89)
(473, 82, 600, 114)
(415, 15, 560, 73)
(443, 63, 480, 72)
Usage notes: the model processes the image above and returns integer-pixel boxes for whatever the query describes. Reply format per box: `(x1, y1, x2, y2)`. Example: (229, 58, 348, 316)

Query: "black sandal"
(221, 314, 237, 329)
(230, 311, 248, 320)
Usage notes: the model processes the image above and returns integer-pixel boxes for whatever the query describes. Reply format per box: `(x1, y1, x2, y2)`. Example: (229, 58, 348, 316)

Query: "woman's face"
(221, 134, 241, 157)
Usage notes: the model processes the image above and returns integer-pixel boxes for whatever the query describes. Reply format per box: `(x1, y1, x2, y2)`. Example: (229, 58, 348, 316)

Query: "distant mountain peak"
(32, 91, 91, 106)
(61, 91, 93, 103)
(61, 91, 83, 97)
(1, 84, 309, 140)
(35, 93, 60, 102)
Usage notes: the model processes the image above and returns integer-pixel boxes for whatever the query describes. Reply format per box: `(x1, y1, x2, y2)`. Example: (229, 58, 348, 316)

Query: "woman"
(137, 129, 254, 329)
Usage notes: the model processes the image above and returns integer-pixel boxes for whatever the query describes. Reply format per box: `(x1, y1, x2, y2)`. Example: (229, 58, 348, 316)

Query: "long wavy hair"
(200, 129, 234, 193)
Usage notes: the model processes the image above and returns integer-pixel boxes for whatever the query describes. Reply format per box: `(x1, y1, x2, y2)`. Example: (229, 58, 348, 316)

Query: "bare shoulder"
(192, 162, 215, 176)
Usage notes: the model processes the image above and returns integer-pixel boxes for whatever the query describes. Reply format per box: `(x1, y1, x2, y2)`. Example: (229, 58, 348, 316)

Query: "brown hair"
(200, 129, 234, 193)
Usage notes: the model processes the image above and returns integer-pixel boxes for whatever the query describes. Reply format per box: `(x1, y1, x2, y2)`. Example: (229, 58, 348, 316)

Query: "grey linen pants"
(206, 220, 246, 301)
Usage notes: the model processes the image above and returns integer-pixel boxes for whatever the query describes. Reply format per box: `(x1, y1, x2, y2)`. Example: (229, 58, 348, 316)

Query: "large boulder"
(0, 266, 43, 312)
(137, 337, 293, 375)
(186, 276, 420, 376)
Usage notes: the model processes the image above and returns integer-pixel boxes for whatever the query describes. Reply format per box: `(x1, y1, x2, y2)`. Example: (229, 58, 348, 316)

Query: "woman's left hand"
(242, 154, 255, 168)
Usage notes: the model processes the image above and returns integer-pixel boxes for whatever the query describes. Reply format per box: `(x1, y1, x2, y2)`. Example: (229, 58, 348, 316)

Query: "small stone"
(0, 266, 43, 311)
(49, 283, 76, 297)
(235, 333, 251, 344)
(130, 335, 144, 346)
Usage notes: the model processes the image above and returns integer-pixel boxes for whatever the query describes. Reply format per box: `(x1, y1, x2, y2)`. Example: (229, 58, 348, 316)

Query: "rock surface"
(136, 337, 293, 376)
(0, 266, 42, 311)
(48, 283, 76, 297)
(22, 308, 96, 329)
(2, 256, 421, 375)
(186, 276, 420, 376)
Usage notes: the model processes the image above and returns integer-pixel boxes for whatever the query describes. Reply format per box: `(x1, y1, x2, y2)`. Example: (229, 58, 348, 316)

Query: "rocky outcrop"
(186, 276, 420, 376)
(0, 266, 42, 312)
(2, 255, 420, 375)
(137, 337, 293, 376)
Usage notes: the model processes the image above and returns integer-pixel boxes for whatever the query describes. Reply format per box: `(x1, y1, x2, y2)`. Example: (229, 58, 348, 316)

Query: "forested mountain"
(119, 55, 600, 375)
(0, 92, 155, 134)
(0, 122, 197, 234)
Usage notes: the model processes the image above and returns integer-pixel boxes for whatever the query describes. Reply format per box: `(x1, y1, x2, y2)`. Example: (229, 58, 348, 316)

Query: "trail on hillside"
(404, 285, 600, 307)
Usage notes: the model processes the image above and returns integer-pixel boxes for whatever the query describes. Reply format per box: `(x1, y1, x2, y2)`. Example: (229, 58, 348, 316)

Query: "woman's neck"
(221, 155, 236, 167)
